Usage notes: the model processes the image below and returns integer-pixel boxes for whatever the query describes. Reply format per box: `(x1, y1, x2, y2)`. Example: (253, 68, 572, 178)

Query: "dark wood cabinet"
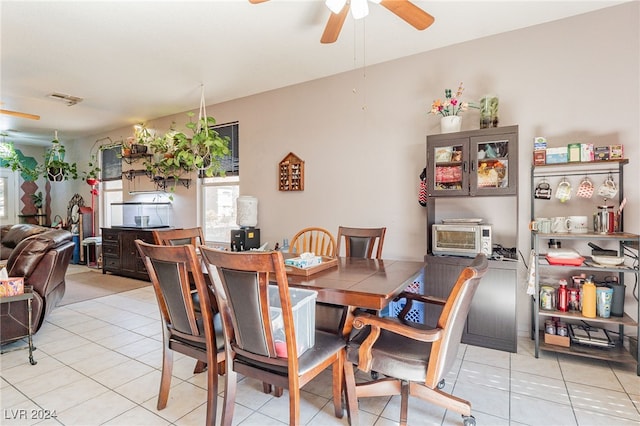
(427, 125, 518, 197)
(101, 228, 154, 281)
(424, 126, 520, 353)
(424, 255, 518, 352)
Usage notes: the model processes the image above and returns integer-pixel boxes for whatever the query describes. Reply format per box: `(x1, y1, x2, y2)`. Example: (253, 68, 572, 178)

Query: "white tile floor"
(1, 267, 639, 425)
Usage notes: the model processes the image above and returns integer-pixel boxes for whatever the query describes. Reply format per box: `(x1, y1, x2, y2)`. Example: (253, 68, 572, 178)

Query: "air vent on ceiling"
(48, 92, 83, 106)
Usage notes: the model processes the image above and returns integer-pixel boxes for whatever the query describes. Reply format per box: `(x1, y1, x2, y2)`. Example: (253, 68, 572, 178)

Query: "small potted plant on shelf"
(31, 191, 43, 212)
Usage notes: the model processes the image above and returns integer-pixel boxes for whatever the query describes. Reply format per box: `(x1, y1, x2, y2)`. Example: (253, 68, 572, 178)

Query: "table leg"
(27, 297, 37, 365)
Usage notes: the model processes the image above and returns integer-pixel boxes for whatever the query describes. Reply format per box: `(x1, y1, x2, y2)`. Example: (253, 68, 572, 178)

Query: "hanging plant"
(144, 88, 230, 193)
(41, 132, 78, 181)
(81, 154, 101, 185)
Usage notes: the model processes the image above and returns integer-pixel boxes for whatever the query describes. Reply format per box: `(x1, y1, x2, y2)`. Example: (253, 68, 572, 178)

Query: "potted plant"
(144, 113, 230, 194)
(0, 141, 40, 181)
(31, 191, 43, 212)
(82, 154, 101, 185)
(42, 135, 78, 181)
(172, 112, 230, 177)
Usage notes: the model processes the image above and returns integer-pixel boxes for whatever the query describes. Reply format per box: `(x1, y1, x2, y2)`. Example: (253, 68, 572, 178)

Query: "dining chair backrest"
(427, 254, 488, 387)
(336, 226, 386, 259)
(135, 240, 223, 425)
(290, 226, 336, 257)
(152, 227, 206, 247)
(200, 247, 350, 425)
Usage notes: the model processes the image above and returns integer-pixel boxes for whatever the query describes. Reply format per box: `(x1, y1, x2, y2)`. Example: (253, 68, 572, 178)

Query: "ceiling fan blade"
(320, 3, 349, 44)
(380, 0, 435, 30)
(248, 0, 270, 4)
(0, 109, 40, 120)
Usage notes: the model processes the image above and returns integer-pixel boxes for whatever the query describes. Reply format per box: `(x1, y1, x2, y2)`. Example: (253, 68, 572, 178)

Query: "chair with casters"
(135, 240, 225, 426)
(152, 227, 206, 247)
(343, 254, 489, 426)
(336, 226, 386, 259)
(199, 247, 356, 426)
(289, 226, 337, 257)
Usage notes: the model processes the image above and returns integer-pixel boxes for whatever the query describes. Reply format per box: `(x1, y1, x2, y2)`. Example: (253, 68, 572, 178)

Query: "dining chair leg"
(157, 347, 173, 410)
(221, 370, 238, 426)
(205, 364, 218, 426)
(332, 352, 345, 418)
(400, 381, 409, 426)
(288, 388, 301, 426)
(194, 360, 207, 374)
(343, 360, 359, 425)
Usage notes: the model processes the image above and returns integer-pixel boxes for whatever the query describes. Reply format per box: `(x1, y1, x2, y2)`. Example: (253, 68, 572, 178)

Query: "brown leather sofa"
(1, 224, 49, 261)
(1, 229, 74, 344)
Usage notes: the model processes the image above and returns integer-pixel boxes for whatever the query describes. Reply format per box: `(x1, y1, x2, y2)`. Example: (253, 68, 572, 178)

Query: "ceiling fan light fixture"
(350, 0, 369, 19)
(325, 0, 346, 14)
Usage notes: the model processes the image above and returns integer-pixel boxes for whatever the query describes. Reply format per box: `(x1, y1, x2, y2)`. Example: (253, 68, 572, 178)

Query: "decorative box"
(595, 146, 610, 161)
(545, 333, 570, 348)
(0, 277, 25, 298)
(545, 147, 568, 164)
(533, 137, 547, 151)
(285, 254, 322, 269)
(580, 143, 595, 162)
(609, 144, 624, 159)
(533, 150, 546, 165)
(567, 143, 581, 162)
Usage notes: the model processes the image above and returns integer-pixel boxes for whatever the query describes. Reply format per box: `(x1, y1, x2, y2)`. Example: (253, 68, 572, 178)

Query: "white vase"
(441, 116, 462, 133)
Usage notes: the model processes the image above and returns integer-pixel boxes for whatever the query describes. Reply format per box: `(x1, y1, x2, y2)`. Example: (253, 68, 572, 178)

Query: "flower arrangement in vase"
(430, 82, 477, 133)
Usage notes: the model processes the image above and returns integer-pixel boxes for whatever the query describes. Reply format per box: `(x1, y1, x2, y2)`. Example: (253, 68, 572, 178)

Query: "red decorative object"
(86, 178, 98, 186)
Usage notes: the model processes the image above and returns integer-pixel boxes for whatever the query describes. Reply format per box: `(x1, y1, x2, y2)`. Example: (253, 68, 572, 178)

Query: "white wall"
(68, 3, 639, 334)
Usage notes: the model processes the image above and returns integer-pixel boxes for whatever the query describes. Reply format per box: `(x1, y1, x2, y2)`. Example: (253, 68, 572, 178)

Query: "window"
(100, 145, 123, 228)
(201, 122, 239, 243)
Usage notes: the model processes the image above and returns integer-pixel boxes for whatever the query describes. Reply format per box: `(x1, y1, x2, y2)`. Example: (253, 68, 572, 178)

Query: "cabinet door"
(427, 138, 469, 197)
(470, 132, 517, 196)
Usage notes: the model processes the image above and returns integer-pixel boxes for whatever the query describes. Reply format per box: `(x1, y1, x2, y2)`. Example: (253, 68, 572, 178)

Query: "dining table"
(284, 256, 426, 336)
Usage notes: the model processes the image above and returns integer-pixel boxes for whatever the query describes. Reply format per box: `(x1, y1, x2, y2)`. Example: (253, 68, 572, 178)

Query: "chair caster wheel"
(437, 379, 445, 389)
(462, 415, 476, 426)
(371, 371, 379, 379)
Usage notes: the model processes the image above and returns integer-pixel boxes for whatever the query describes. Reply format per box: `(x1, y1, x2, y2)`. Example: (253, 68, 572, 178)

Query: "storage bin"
(387, 270, 425, 324)
(269, 286, 317, 357)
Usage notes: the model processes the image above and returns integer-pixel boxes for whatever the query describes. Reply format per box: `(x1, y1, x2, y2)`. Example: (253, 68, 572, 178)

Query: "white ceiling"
(1, 0, 627, 146)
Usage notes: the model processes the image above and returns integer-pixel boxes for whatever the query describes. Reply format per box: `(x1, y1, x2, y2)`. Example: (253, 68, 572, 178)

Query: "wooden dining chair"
(200, 247, 355, 426)
(289, 226, 337, 257)
(152, 227, 206, 247)
(135, 240, 225, 426)
(344, 254, 488, 426)
(336, 226, 386, 259)
(152, 226, 210, 373)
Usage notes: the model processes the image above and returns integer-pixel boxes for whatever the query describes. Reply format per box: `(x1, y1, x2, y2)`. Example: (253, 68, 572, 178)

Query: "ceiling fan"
(249, 0, 435, 44)
(0, 103, 40, 120)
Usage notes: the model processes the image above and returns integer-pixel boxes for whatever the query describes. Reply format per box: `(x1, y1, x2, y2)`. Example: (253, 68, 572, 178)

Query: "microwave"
(432, 223, 492, 258)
